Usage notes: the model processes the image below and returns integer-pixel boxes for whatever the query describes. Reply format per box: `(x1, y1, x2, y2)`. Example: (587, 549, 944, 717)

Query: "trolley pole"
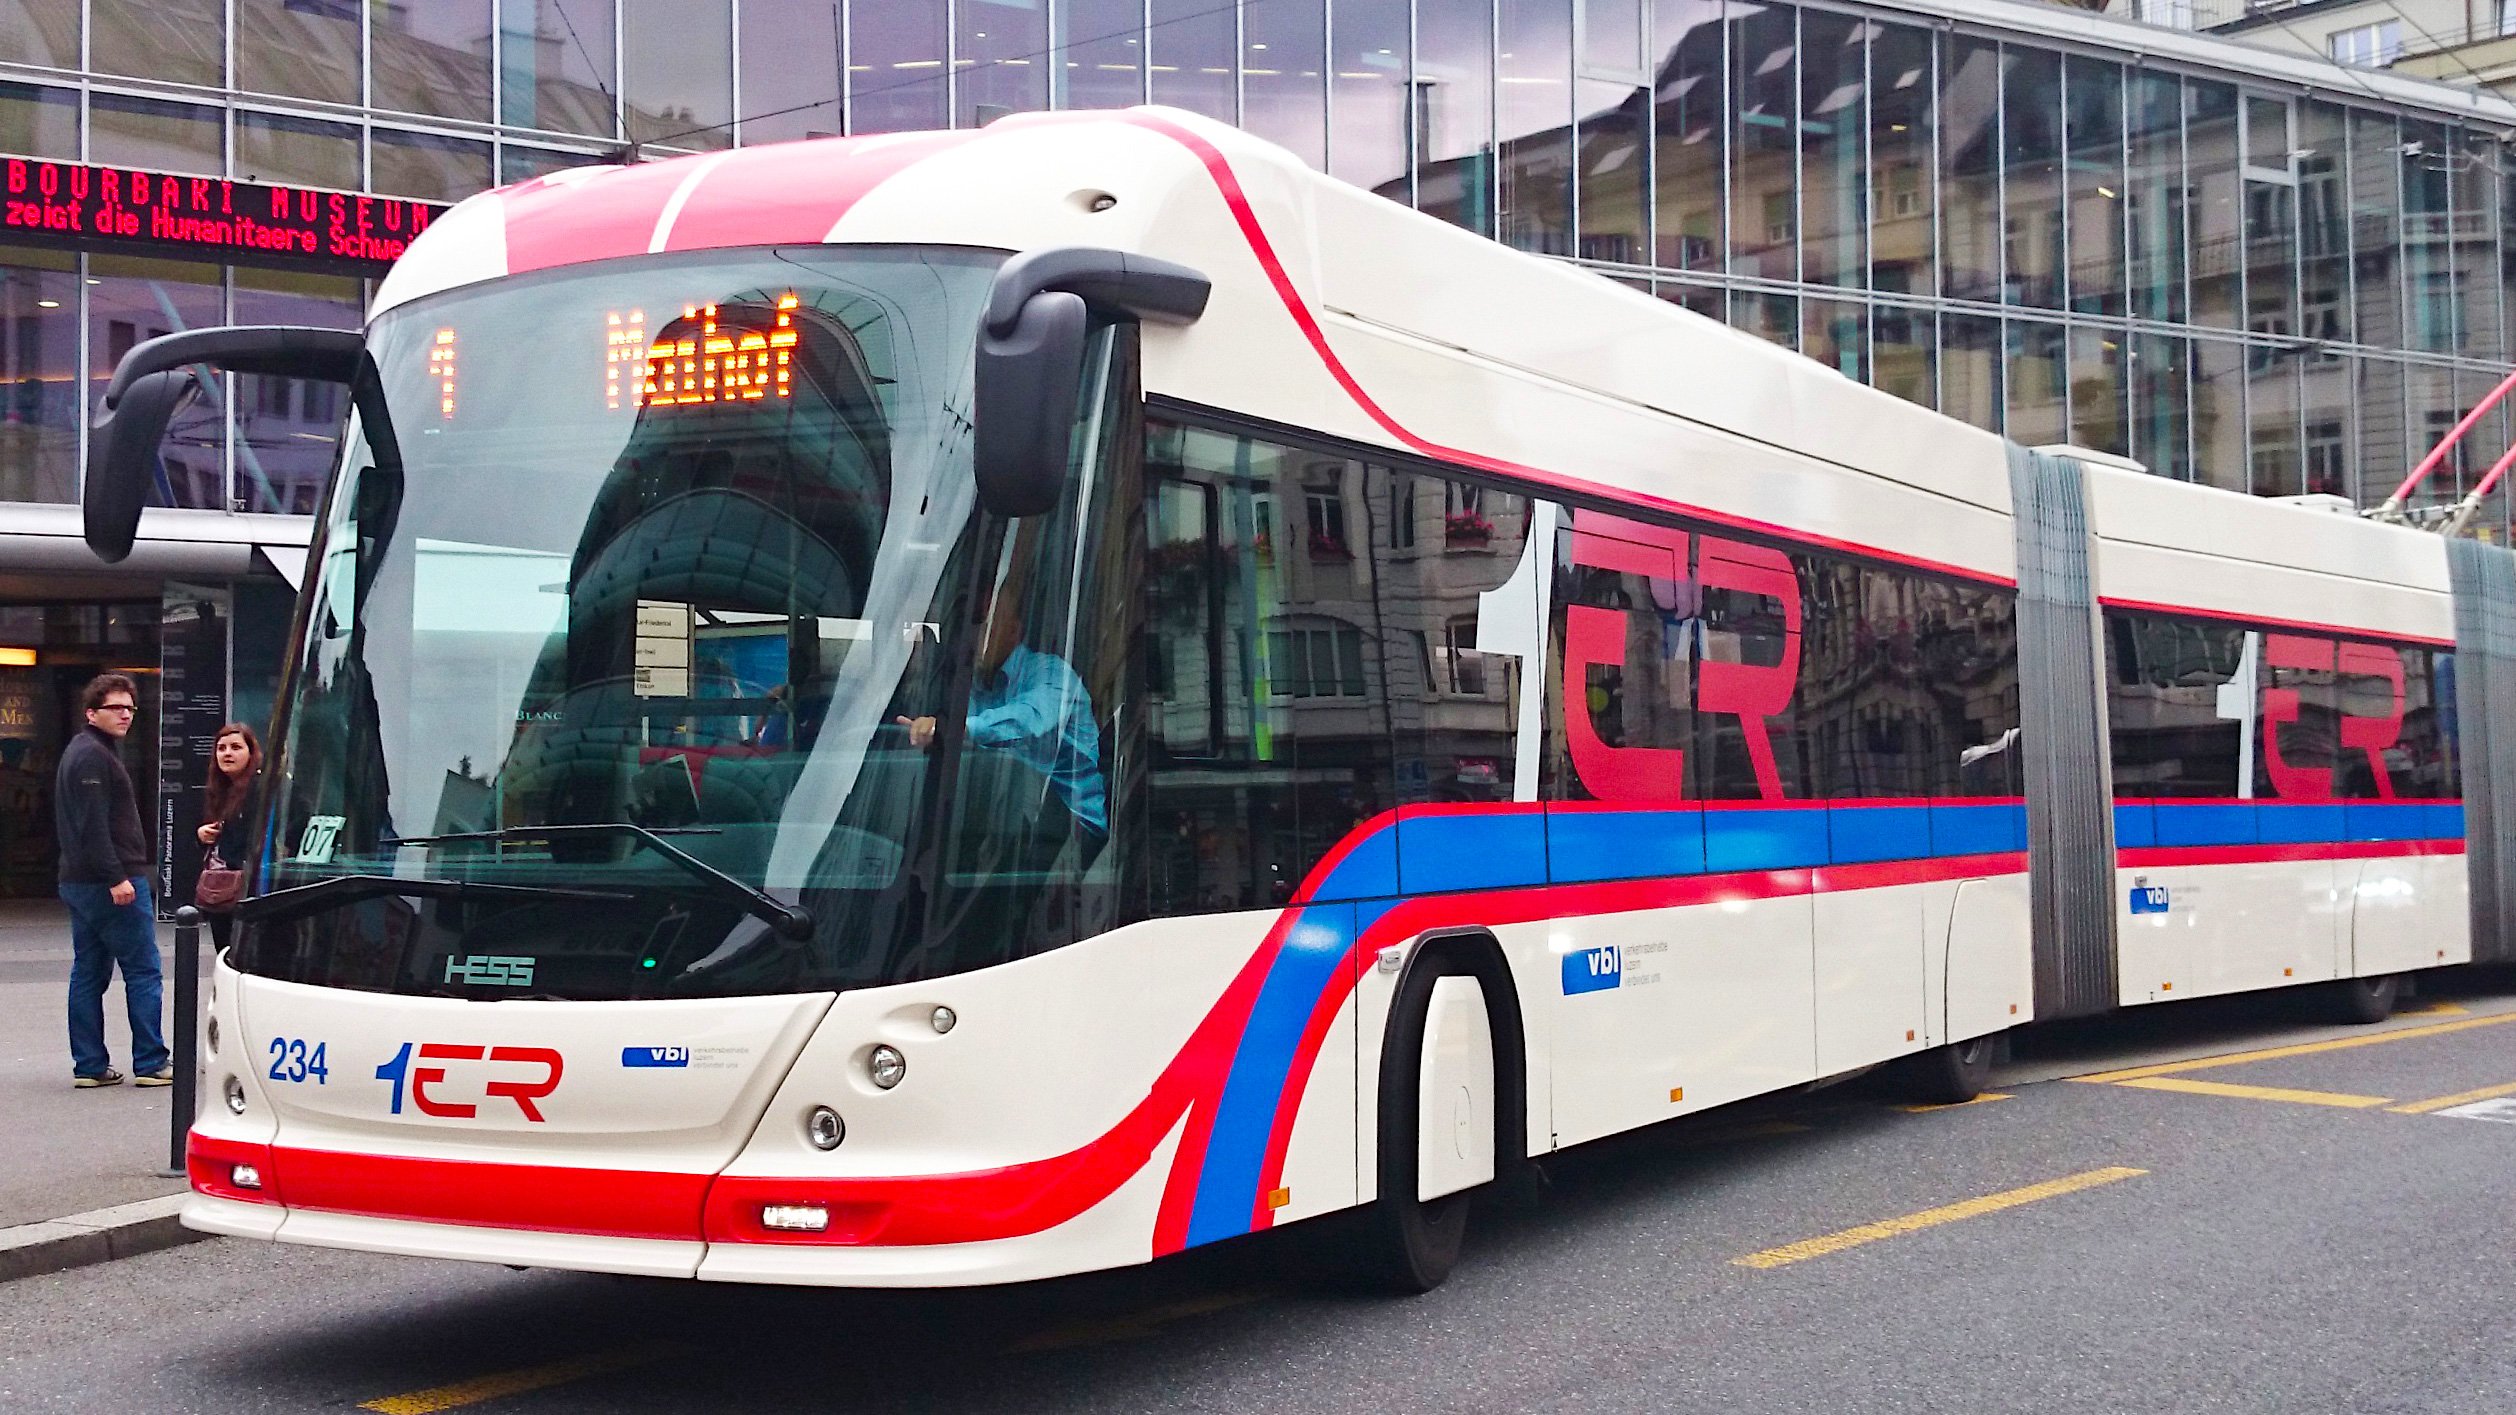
(162, 906, 201, 1179)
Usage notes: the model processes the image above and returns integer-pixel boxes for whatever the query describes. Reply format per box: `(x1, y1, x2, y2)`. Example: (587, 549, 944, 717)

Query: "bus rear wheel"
(1897, 1033, 1998, 1106)
(2323, 973, 2401, 1025)
(1354, 956, 1488, 1294)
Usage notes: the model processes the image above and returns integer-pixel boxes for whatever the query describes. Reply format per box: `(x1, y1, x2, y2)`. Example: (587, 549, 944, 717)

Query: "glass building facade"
(4, 0, 2515, 525)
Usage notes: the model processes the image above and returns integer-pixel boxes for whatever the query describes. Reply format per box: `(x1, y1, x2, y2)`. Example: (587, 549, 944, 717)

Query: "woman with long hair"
(195, 723, 261, 950)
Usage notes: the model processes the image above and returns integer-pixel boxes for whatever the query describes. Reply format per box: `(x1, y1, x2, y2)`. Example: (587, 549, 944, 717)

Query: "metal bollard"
(164, 906, 202, 1179)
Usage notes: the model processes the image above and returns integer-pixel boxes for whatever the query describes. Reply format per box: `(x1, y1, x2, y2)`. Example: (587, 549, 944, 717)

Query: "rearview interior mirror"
(86, 325, 365, 563)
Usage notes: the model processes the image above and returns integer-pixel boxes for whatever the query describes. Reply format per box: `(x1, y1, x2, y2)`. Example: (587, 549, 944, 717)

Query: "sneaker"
(73, 1068, 124, 1089)
(134, 1068, 175, 1088)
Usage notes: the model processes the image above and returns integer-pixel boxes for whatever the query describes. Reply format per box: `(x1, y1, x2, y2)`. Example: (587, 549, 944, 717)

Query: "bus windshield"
(237, 244, 1117, 1001)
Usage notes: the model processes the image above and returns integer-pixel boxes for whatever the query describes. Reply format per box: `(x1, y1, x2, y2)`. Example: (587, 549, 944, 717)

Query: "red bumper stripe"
(266, 1145, 712, 1241)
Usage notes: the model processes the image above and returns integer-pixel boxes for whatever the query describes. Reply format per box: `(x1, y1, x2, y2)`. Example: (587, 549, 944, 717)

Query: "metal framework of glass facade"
(3, 0, 2514, 531)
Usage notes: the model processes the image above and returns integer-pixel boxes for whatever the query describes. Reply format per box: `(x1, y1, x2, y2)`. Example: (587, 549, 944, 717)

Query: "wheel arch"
(1382, 927, 1531, 1183)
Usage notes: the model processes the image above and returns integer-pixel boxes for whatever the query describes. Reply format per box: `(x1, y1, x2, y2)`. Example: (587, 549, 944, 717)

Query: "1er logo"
(375, 1042, 564, 1121)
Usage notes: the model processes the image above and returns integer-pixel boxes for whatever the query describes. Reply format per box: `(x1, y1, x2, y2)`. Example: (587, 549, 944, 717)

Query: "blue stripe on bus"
(2341, 802, 2432, 842)
(2152, 802, 2258, 847)
(1306, 828, 1399, 904)
(1703, 806, 1830, 873)
(1186, 901, 1366, 1248)
(1546, 808, 1705, 882)
(1304, 797, 2467, 915)
(1828, 806, 1934, 864)
(2256, 804, 2347, 844)
(1929, 802, 2026, 857)
(1398, 810, 1547, 894)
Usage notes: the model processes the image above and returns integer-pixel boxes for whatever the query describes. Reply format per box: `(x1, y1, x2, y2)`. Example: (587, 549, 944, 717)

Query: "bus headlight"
(868, 1045, 906, 1090)
(807, 1105, 845, 1150)
(223, 1075, 247, 1114)
(930, 1006, 957, 1034)
(205, 1015, 220, 1057)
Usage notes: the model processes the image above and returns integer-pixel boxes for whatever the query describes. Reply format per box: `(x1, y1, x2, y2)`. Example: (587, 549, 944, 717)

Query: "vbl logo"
(1562, 944, 1622, 995)
(375, 1042, 563, 1120)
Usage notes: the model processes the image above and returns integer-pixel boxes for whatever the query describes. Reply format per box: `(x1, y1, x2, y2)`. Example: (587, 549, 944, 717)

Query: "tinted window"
(1143, 422, 1394, 913)
(1377, 471, 1530, 807)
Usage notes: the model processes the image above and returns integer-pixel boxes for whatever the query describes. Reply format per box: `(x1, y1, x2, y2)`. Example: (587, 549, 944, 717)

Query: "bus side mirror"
(973, 248, 1209, 520)
(86, 325, 365, 563)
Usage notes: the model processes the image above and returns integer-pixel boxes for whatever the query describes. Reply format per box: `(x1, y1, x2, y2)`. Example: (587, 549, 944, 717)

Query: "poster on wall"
(157, 584, 230, 921)
(0, 669, 48, 896)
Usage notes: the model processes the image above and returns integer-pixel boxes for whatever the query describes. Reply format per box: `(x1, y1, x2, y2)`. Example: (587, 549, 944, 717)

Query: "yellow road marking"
(2400, 1001, 2472, 1017)
(2070, 1010, 2516, 1085)
(2114, 1076, 2391, 1109)
(1729, 1166, 2146, 1270)
(1898, 1092, 2014, 1114)
(360, 1349, 665, 1414)
(2388, 1079, 2516, 1115)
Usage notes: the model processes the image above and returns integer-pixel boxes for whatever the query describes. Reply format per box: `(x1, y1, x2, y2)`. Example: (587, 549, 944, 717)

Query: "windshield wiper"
(237, 874, 634, 926)
(384, 823, 816, 940)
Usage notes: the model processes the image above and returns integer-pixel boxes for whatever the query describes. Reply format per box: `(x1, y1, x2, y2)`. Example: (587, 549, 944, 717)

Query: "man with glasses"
(56, 672, 168, 1089)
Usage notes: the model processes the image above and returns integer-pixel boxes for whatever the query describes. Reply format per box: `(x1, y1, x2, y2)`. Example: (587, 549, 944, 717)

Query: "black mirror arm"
(100, 326, 364, 411)
(981, 248, 1210, 338)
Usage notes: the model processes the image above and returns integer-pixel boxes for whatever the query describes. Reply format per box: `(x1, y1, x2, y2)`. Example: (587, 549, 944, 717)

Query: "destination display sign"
(1, 158, 447, 272)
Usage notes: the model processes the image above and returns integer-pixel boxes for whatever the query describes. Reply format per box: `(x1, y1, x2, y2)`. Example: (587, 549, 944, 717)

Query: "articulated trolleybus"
(84, 108, 2516, 1292)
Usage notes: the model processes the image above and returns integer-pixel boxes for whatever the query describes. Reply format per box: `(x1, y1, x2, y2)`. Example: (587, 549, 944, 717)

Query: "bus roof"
(376, 106, 2456, 643)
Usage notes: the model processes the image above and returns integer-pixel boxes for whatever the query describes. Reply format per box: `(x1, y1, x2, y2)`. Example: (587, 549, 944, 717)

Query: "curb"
(0, 1194, 210, 1283)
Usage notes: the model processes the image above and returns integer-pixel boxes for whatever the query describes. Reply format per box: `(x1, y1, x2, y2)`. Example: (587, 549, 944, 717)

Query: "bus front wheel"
(1355, 956, 1488, 1294)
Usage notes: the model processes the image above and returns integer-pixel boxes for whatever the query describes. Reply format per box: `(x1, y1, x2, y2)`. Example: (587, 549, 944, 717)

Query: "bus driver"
(895, 532, 1109, 851)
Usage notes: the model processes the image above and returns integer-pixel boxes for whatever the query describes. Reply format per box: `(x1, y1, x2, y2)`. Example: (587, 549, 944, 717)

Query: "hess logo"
(375, 1042, 563, 1121)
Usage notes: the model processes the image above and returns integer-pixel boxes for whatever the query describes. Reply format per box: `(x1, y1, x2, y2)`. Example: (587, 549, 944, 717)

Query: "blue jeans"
(62, 879, 168, 1078)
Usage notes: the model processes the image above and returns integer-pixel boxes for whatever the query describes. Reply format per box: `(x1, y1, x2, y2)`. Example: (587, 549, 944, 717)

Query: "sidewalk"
(0, 898, 199, 1229)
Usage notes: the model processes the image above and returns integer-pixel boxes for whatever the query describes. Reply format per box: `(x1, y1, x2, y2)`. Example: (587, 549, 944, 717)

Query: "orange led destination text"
(634, 295, 799, 409)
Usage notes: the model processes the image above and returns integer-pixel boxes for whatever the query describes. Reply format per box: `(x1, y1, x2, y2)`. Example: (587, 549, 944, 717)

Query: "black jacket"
(55, 725, 149, 885)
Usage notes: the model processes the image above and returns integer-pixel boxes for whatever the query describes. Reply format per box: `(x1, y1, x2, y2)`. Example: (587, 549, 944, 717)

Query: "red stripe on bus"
(660, 131, 973, 254)
(188, 1132, 280, 1206)
(1108, 111, 2015, 591)
(266, 1145, 713, 1239)
(499, 159, 694, 275)
(2097, 597, 2456, 650)
(2118, 840, 2465, 869)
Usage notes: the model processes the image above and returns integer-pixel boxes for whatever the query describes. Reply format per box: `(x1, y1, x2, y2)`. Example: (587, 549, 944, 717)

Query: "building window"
(2329, 22, 2402, 67)
(1303, 477, 1349, 558)
(2305, 419, 2346, 495)
(1444, 616, 1486, 696)
(1266, 622, 1367, 698)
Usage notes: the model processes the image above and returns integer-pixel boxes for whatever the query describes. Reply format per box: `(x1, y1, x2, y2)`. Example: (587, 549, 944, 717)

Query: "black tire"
(2323, 973, 2400, 1025)
(1898, 1032, 1998, 1106)
(1353, 956, 1483, 1294)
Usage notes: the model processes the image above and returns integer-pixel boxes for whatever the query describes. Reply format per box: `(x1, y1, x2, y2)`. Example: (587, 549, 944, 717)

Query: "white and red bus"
(84, 107, 2504, 1292)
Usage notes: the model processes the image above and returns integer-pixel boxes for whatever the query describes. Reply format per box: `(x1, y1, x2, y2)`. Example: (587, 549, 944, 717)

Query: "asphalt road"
(9, 972, 2516, 1415)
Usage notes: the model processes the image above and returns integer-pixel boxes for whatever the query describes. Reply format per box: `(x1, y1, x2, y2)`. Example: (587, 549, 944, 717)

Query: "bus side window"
(1140, 422, 1397, 914)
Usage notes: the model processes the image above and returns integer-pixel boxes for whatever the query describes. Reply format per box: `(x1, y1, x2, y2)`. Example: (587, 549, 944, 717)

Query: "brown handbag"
(194, 851, 246, 912)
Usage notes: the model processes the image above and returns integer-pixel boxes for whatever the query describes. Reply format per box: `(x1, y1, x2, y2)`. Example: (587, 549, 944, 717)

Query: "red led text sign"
(2, 158, 448, 272)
